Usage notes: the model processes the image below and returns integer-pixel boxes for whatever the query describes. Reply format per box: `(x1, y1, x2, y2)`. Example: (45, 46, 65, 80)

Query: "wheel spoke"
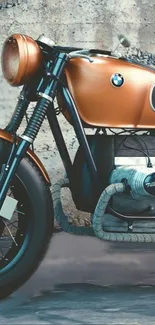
(15, 209, 25, 216)
(3, 220, 18, 246)
(0, 184, 27, 269)
(0, 248, 4, 258)
(5, 220, 18, 230)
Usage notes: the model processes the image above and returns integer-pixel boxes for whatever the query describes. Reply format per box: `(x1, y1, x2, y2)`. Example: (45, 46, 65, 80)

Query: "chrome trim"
(18, 93, 25, 101)
(20, 135, 33, 143)
(68, 50, 94, 63)
(150, 84, 155, 112)
(37, 35, 55, 48)
(38, 92, 54, 103)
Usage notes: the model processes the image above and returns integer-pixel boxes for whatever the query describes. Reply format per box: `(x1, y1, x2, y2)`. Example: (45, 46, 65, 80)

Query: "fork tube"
(23, 53, 69, 142)
(0, 53, 69, 210)
(0, 139, 29, 204)
(47, 105, 72, 179)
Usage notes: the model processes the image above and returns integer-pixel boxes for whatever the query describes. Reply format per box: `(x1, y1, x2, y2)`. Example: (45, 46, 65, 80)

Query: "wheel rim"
(0, 176, 32, 275)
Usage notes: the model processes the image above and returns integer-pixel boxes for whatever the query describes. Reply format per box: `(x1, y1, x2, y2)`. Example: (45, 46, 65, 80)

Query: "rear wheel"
(0, 146, 53, 299)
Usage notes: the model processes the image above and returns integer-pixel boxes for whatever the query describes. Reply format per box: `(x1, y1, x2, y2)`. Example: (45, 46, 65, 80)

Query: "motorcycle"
(0, 33, 155, 298)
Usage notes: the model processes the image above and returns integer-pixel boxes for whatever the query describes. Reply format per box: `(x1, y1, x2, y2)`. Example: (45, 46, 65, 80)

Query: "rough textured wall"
(0, 0, 154, 182)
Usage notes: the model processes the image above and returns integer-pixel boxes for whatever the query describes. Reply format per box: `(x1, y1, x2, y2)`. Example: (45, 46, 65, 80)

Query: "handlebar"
(37, 35, 112, 63)
(68, 49, 94, 63)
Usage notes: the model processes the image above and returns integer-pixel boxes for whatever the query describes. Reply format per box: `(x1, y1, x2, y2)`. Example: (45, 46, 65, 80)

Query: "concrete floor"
(1, 232, 155, 324)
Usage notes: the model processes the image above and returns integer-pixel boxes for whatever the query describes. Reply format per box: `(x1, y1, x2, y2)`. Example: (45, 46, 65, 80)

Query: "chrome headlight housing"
(1, 34, 43, 86)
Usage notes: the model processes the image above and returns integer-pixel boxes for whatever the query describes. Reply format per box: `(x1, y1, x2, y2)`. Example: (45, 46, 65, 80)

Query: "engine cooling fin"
(52, 178, 155, 242)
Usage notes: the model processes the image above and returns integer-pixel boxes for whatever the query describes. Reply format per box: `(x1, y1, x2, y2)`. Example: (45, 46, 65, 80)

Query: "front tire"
(0, 148, 54, 299)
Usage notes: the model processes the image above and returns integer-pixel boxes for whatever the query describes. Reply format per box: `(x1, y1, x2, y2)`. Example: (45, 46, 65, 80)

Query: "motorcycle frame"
(48, 86, 101, 190)
(0, 50, 101, 212)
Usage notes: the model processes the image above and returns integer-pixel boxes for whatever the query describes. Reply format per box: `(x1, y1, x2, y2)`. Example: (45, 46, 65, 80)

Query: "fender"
(0, 129, 51, 184)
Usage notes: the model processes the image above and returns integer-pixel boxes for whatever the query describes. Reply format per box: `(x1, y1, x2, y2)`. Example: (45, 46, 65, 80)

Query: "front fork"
(0, 52, 69, 210)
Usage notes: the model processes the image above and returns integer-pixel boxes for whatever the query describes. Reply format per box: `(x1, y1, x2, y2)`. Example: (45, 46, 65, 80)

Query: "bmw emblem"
(111, 73, 124, 87)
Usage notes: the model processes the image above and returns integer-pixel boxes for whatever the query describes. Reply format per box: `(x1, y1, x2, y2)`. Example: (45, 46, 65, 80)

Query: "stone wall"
(0, 0, 154, 182)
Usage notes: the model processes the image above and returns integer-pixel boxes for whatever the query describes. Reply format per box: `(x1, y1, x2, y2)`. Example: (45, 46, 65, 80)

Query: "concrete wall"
(0, 0, 154, 183)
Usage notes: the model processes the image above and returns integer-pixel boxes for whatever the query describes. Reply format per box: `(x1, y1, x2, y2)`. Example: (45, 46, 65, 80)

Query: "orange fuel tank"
(62, 56, 155, 129)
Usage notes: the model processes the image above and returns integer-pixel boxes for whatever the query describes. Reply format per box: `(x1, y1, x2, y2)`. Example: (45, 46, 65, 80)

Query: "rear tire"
(0, 146, 53, 299)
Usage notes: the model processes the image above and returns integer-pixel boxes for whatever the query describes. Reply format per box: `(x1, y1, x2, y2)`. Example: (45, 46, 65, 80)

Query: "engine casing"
(110, 166, 155, 198)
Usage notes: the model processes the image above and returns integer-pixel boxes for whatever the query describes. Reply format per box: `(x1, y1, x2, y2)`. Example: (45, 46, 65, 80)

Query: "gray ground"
(1, 233, 155, 324)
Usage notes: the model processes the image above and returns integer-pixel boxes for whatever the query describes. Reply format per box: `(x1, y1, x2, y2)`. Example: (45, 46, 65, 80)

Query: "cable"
(123, 142, 152, 167)
(135, 135, 152, 167)
(122, 138, 152, 168)
(113, 129, 153, 168)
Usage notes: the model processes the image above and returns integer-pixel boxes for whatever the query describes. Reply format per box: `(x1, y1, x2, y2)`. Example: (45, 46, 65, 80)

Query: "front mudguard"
(0, 129, 51, 185)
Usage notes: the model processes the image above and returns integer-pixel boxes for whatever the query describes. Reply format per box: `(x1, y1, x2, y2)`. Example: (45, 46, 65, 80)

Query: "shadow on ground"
(1, 232, 155, 324)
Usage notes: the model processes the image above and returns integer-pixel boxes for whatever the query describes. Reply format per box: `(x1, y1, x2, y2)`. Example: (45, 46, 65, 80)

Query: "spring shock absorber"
(21, 97, 50, 142)
(21, 52, 69, 143)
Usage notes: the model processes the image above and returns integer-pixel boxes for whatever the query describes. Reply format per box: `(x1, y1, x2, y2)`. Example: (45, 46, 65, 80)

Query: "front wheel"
(0, 148, 54, 299)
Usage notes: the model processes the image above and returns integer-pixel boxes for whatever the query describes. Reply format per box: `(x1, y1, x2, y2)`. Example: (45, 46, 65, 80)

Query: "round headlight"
(1, 34, 43, 86)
